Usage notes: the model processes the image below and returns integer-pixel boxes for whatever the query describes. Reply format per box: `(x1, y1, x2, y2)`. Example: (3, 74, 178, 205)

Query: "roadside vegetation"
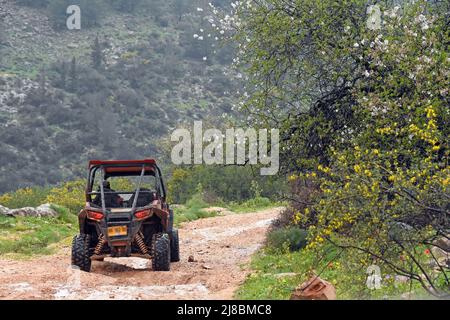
(169, 166, 285, 220)
(0, 205, 76, 257)
(0, 166, 281, 257)
(173, 191, 215, 226)
(237, 209, 432, 300)
(217, 0, 449, 299)
(236, 244, 431, 300)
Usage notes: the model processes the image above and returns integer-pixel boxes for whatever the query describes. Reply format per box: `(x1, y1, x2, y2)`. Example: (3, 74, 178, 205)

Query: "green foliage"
(45, 179, 85, 213)
(173, 192, 215, 225)
(226, 180, 283, 212)
(167, 166, 286, 204)
(0, 186, 51, 209)
(266, 227, 308, 252)
(91, 36, 104, 69)
(231, 0, 449, 297)
(228, 197, 275, 213)
(52, 204, 77, 224)
(236, 244, 429, 300)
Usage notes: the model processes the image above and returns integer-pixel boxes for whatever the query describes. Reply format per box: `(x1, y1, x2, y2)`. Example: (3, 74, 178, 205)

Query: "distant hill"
(0, 0, 240, 193)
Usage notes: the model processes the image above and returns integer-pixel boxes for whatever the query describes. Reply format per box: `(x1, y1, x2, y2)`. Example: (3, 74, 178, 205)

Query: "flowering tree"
(208, 0, 449, 296)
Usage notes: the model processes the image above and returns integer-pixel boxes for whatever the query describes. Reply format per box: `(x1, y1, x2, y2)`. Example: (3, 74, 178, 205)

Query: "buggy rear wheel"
(71, 234, 91, 272)
(170, 228, 180, 262)
(152, 233, 170, 271)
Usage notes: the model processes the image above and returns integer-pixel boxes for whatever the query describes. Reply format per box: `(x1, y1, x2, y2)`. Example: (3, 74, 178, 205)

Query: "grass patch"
(266, 227, 308, 252)
(0, 205, 77, 257)
(228, 197, 282, 213)
(235, 244, 431, 300)
(173, 193, 217, 226)
(173, 194, 283, 225)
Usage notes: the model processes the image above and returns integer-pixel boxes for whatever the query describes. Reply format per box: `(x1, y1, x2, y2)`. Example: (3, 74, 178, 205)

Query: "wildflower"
(425, 106, 436, 118)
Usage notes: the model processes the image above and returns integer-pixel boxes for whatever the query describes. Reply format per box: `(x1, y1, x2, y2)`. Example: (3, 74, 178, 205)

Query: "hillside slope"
(0, 0, 239, 193)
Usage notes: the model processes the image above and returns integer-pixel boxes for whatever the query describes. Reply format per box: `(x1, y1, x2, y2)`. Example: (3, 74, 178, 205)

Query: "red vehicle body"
(71, 159, 179, 272)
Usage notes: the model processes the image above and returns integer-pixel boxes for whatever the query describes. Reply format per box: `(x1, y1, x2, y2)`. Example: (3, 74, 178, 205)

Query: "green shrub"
(0, 186, 51, 209)
(185, 192, 208, 210)
(0, 204, 77, 256)
(266, 227, 308, 252)
(173, 192, 215, 225)
(228, 196, 275, 213)
(45, 179, 85, 213)
(52, 204, 78, 225)
(167, 166, 286, 204)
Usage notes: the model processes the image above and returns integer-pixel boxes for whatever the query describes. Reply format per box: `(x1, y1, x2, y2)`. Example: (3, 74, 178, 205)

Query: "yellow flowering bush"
(0, 186, 51, 209)
(290, 3, 449, 297)
(229, 0, 448, 298)
(45, 179, 86, 213)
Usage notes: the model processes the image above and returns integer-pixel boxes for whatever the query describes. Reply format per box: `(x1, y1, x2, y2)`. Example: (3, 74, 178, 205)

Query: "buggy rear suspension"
(134, 232, 149, 255)
(94, 234, 107, 255)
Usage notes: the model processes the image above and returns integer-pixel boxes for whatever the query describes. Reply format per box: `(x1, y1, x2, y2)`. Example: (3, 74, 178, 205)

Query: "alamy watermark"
(367, 4, 382, 30)
(66, 5, 81, 30)
(171, 121, 279, 176)
(366, 265, 382, 290)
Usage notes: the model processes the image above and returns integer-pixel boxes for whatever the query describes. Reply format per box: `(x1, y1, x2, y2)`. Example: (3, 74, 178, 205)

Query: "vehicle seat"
(105, 194, 118, 208)
(92, 188, 120, 208)
(129, 188, 155, 207)
(104, 192, 120, 208)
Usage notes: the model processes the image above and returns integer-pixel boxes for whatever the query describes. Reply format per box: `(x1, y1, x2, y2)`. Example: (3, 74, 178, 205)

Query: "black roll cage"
(86, 163, 166, 212)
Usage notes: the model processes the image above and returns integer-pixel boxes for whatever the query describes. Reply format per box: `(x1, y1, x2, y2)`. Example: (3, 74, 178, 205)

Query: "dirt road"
(0, 207, 283, 300)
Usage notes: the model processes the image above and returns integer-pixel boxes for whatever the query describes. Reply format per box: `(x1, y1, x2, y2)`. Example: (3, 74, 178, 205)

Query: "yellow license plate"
(107, 226, 128, 237)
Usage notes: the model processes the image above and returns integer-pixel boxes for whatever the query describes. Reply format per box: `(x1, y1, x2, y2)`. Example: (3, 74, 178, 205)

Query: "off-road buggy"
(71, 159, 179, 272)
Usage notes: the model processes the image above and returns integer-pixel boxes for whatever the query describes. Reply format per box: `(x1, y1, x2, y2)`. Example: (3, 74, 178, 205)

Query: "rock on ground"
(0, 203, 58, 217)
